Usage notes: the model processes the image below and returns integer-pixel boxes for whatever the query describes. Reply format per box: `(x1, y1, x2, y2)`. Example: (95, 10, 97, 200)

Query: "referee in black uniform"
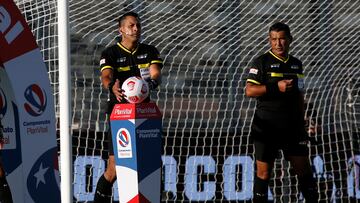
(94, 12, 163, 203)
(245, 22, 318, 203)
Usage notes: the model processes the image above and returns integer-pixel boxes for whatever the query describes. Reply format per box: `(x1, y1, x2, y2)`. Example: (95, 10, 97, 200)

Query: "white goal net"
(14, 0, 360, 202)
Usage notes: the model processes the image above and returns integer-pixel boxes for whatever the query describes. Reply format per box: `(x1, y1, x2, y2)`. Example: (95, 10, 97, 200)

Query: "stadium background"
(14, 0, 360, 202)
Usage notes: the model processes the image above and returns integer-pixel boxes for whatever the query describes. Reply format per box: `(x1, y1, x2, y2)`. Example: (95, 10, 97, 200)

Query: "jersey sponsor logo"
(291, 65, 299, 69)
(23, 84, 47, 117)
(99, 58, 105, 65)
(270, 64, 280, 69)
(0, 87, 7, 117)
(249, 68, 258, 75)
(116, 57, 126, 63)
(137, 54, 148, 59)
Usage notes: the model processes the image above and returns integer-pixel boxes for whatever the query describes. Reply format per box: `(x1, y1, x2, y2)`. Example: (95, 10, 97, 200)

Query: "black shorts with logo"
(254, 140, 309, 163)
(250, 110, 307, 143)
(251, 110, 309, 162)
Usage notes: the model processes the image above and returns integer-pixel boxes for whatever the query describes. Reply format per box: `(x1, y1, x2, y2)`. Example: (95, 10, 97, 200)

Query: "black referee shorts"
(254, 139, 309, 163)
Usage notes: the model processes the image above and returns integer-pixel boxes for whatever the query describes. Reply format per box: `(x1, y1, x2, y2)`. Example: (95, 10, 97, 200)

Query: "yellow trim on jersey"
(269, 50, 289, 63)
(138, 63, 150, 69)
(151, 60, 163, 64)
(269, 72, 304, 78)
(117, 66, 131, 72)
(271, 72, 284, 77)
(101, 66, 113, 72)
(247, 79, 261, 85)
(117, 43, 138, 55)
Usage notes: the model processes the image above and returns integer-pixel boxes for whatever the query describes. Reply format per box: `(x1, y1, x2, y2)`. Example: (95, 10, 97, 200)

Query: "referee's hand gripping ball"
(111, 79, 126, 102)
(278, 79, 293, 92)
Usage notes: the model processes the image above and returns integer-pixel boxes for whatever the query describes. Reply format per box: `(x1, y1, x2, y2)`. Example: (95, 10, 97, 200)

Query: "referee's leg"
(253, 141, 275, 203)
(288, 156, 319, 203)
(94, 126, 116, 203)
(94, 156, 116, 203)
(254, 160, 273, 203)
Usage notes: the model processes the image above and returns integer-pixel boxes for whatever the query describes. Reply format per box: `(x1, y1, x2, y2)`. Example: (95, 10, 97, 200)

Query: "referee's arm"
(245, 82, 266, 98)
(149, 63, 161, 84)
(246, 80, 292, 98)
(101, 68, 113, 89)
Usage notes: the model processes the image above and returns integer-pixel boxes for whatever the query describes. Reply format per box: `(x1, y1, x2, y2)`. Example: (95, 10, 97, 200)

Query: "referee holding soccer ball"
(94, 11, 162, 203)
(245, 22, 318, 203)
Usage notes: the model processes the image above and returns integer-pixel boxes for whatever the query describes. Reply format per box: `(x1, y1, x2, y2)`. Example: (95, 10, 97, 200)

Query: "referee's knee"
(104, 156, 116, 183)
(256, 167, 271, 180)
(255, 160, 272, 180)
(256, 172, 271, 180)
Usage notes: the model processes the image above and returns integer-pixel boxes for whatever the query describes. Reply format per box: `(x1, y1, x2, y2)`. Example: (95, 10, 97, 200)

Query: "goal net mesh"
(14, 0, 360, 202)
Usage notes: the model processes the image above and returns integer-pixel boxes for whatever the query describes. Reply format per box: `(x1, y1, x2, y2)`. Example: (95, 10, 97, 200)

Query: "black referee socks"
(253, 176, 269, 203)
(0, 177, 13, 203)
(298, 174, 318, 203)
(93, 174, 113, 203)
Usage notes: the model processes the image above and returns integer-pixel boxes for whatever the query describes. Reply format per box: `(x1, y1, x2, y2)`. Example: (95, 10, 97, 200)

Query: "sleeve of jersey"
(99, 49, 113, 72)
(246, 58, 263, 85)
(148, 45, 163, 68)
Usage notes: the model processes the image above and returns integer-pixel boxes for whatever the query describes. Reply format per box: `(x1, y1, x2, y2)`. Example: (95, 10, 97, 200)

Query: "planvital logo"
(0, 87, 7, 117)
(117, 128, 130, 147)
(24, 84, 47, 117)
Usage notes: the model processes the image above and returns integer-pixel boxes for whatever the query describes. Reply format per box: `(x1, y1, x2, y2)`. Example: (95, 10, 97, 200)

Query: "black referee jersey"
(100, 42, 163, 113)
(246, 50, 306, 142)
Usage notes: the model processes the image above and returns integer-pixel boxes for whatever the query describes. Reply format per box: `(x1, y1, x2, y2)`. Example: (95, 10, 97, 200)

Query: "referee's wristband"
(108, 81, 115, 93)
(265, 81, 280, 95)
(148, 79, 159, 90)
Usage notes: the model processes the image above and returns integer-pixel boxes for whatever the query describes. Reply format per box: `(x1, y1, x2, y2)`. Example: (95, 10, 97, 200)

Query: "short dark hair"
(117, 12, 139, 27)
(269, 22, 292, 39)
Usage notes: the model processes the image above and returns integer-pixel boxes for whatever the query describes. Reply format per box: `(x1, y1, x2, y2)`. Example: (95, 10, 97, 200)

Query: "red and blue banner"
(110, 103, 162, 203)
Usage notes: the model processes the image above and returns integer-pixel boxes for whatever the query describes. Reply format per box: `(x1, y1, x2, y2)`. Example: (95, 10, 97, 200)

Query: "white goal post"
(57, 0, 72, 203)
(14, 0, 360, 202)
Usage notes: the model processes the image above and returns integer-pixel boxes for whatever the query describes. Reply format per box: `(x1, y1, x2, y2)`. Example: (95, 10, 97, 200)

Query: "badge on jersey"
(291, 65, 299, 70)
(249, 68, 258, 75)
(270, 64, 280, 69)
(100, 59, 105, 65)
(139, 68, 150, 81)
(137, 54, 148, 59)
(117, 57, 126, 63)
(298, 78, 304, 91)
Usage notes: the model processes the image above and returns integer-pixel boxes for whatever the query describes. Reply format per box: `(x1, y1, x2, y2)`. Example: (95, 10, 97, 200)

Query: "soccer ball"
(121, 76, 149, 103)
